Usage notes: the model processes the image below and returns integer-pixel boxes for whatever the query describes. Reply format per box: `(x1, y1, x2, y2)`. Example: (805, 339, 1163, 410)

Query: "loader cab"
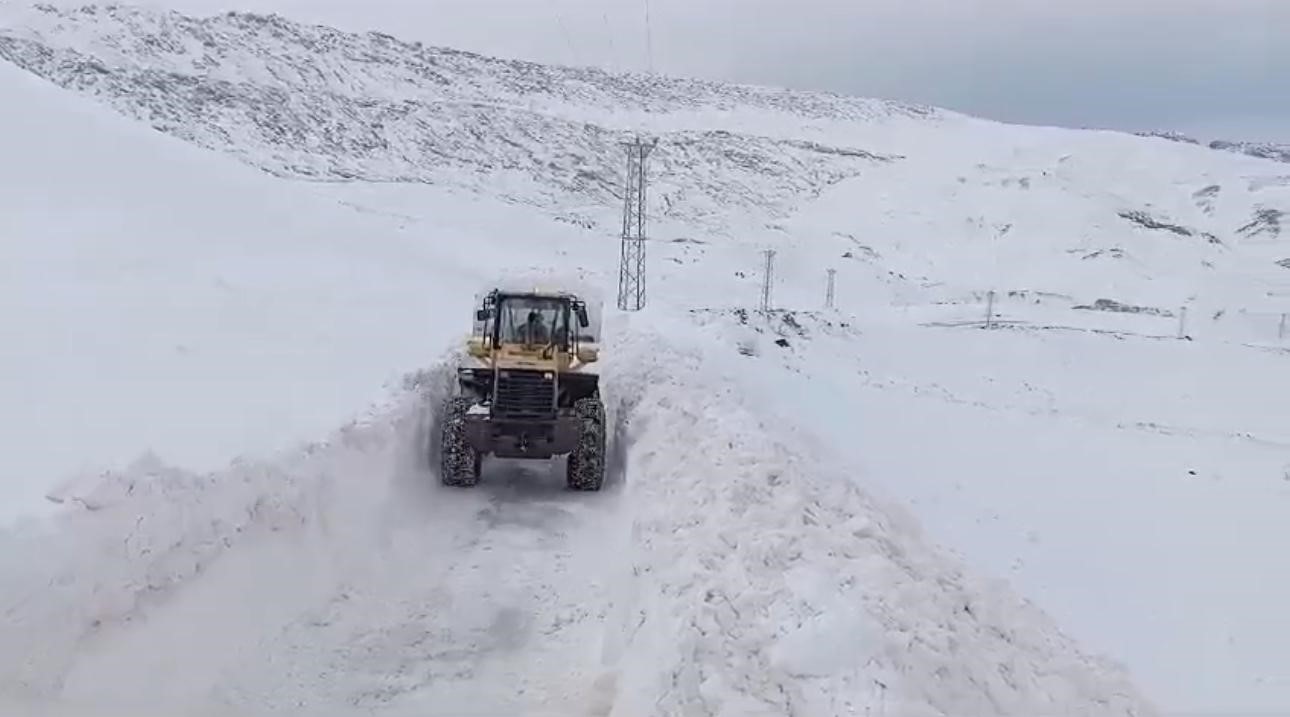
(469, 289, 599, 368)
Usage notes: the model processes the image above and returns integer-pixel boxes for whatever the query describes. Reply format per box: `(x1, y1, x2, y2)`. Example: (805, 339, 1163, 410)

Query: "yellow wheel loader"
(438, 287, 605, 490)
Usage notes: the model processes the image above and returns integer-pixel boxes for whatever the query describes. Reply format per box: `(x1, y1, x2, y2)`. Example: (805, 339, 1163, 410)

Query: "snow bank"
(0, 346, 633, 715)
(680, 305, 1290, 714)
(598, 322, 1152, 717)
(0, 358, 455, 703)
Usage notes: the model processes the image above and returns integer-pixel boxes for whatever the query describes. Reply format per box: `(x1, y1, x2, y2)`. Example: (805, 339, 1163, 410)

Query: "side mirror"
(575, 304, 589, 328)
(475, 308, 490, 322)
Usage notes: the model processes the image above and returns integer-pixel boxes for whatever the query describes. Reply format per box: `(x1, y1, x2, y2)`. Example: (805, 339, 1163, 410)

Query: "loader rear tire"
(566, 396, 605, 491)
(440, 396, 481, 487)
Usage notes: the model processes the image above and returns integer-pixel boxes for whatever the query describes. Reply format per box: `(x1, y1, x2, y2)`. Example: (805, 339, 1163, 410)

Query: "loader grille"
(493, 370, 556, 419)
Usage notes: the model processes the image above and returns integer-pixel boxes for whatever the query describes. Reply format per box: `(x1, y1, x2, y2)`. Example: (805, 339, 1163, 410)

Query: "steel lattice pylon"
(617, 137, 657, 311)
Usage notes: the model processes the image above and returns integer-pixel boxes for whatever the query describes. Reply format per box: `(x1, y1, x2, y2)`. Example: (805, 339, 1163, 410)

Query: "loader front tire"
(566, 396, 606, 491)
(440, 396, 481, 487)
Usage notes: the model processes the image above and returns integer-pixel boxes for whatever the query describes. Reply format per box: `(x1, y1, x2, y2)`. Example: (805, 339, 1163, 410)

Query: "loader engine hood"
(466, 338, 600, 373)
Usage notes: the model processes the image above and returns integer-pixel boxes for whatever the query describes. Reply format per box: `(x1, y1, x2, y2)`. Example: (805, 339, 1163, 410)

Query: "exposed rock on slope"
(1136, 131, 1290, 166)
(1210, 140, 1290, 165)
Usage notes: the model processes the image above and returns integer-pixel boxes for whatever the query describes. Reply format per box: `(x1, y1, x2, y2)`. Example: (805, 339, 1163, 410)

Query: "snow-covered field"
(4, 3, 1290, 715)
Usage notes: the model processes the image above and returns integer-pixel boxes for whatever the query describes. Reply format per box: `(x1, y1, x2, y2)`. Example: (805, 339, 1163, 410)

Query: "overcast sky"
(157, 0, 1290, 142)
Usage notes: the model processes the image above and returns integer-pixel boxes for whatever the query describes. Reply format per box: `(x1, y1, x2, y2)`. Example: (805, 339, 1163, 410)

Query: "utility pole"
(825, 268, 836, 309)
(617, 135, 658, 312)
(760, 248, 776, 311)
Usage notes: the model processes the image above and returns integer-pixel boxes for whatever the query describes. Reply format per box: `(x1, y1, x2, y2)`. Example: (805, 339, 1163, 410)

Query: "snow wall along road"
(0, 325, 1151, 717)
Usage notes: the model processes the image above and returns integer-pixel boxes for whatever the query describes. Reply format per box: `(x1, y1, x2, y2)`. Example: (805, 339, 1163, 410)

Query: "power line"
(546, 0, 579, 65)
(642, 0, 654, 73)
(602, 12, 617, 71)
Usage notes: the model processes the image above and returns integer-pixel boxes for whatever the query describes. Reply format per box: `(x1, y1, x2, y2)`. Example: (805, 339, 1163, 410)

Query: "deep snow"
(4, 4, 1290, 715)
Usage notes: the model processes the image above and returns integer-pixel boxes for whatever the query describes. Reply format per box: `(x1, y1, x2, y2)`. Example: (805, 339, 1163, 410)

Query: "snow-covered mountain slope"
(0, 52, 1154, 717)
(775, 126, 1290, 321)
(0, 2, 915, 236)
(2, 1, 1287, 311)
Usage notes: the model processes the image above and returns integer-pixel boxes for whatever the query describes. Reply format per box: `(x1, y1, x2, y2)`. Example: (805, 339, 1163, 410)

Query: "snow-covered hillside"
(3, 2, 1290, 715)
(0, 2, 917, 237)
(2, 1, 1287, 309)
